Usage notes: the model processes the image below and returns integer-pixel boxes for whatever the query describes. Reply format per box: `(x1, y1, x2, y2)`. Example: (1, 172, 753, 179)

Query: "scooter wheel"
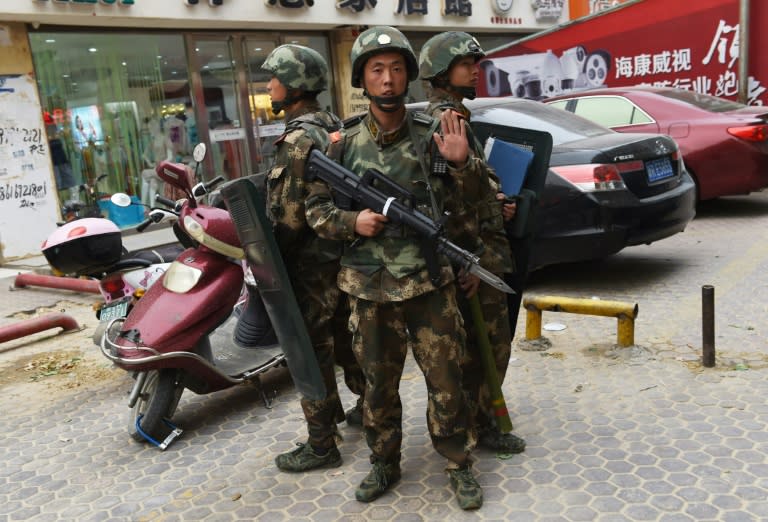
(129, 369, 183, 443)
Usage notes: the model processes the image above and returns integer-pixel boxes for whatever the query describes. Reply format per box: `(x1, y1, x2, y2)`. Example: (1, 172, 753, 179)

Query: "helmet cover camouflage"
(418, 31, 485, 81)
(261, 44, 329, 92)
(350, 26, 418, 88)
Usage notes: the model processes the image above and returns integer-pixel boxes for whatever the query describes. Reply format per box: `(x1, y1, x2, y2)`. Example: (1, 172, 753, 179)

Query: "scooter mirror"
(110, 193, 133, 208)
(192, 143, 207, 163)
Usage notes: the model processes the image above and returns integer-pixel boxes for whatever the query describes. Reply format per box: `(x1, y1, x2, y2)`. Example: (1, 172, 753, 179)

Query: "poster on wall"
(479, 0, 767, 107)
(0, 73, 59, 261)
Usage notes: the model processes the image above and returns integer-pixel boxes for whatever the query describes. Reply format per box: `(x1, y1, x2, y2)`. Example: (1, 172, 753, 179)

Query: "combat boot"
(345, 398, 364, 427)
(447, 466, 483, 510)
(355, 461, 401, 502)
(275, 442, 341, 472)
(478, 426, 526, 454)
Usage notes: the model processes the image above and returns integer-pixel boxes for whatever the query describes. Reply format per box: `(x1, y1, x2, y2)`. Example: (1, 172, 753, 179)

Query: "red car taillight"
(727, 124, 768, 142)
(550, 163, 627, 192)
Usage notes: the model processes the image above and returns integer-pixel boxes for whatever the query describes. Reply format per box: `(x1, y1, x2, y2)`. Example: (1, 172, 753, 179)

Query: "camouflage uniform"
(262, 45, 364, 456)
(420, 32, 522, 448)
(306, 30, 489, 472)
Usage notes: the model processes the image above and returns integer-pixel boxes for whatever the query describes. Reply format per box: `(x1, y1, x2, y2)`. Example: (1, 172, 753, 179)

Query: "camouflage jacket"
(266, 102, 343, 267)
(305, 109, 487, 302)
(426, 93, 514, 274)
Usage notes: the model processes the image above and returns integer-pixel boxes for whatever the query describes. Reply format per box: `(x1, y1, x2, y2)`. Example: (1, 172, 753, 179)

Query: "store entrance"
(187, 35, 254, 182)
(186, 33, 335, 181)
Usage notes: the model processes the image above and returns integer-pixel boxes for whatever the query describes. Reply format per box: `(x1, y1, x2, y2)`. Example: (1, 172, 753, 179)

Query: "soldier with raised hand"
(305, 26, 487, 510)
(261, 44, 364, 473)
(419, 31, 527, 455)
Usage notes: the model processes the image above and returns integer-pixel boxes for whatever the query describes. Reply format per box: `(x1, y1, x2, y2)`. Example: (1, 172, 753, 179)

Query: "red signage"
(478, 0, 767, 106)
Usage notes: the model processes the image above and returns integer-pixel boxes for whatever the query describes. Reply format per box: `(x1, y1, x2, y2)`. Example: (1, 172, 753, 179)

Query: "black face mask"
(364, 89, 409, 113)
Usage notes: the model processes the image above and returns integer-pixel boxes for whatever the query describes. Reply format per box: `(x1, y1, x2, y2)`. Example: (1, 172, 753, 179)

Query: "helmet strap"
(454, 85, 477, 100)
(364, 88, 409, 113)
(270, 88, 307, 115)
(432, 74, 477, 100)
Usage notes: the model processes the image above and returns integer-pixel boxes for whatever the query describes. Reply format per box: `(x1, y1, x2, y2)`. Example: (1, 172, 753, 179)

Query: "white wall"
(3, 0, 568, 33)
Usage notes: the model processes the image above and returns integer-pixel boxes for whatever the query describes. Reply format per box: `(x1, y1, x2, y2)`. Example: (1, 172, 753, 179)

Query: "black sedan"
(411, 97, 697, 270)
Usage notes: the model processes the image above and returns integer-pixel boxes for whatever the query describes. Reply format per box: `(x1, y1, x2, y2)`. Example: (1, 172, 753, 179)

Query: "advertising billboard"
(479, 0, 767, 106)
(69, 104, 104, 149)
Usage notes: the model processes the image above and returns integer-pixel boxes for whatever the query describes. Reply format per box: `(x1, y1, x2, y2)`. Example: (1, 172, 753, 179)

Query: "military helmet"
(350, 26, 418, 88)
(261, 44, 329, 92)
(418, 31, 485, 81)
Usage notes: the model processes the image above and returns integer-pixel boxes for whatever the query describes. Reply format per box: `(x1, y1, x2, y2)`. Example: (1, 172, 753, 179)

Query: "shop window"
(245, 35, 334, 172)
(29, 32, 194, 218)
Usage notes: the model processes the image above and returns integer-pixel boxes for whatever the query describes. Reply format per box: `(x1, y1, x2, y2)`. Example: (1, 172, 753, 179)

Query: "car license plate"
(99, 299, 130, 323)
(646, 157, 674, 183)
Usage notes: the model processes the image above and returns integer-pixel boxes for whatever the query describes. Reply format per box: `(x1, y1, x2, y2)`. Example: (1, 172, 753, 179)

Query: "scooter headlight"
(162, 260, 203, 293)
(183, 215, 244, 260)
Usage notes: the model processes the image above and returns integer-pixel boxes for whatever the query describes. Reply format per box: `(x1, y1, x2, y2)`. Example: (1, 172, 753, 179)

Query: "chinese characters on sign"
(395, 0, 428, 15)
(35, 0, 135, 5)
(0, 127, 48, 161)
(336, 0, 377, 12)
(265, 0, 314, 7)
(613, 20, 766, 106)
(531, 0, 563, 21)
(441, 0, 471, 16)
(614, 49, 693, 78)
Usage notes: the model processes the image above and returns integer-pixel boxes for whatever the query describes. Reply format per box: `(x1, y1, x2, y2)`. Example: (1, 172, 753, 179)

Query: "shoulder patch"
(342, 114, 364, 128)
(412, 111, 435, 126)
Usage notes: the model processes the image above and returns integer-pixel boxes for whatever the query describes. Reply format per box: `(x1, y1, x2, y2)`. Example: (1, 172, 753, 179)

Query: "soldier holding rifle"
(305, 26, 488, 510)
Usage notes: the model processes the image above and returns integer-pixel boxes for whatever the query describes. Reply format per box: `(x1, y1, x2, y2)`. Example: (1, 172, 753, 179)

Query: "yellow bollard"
(523, 295, 639, 347)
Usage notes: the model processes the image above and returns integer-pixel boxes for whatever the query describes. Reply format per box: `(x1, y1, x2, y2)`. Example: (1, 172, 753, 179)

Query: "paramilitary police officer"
(306, 26, 487, 510)
(261, 44, 365, 473)
(419, 31, 527, 455)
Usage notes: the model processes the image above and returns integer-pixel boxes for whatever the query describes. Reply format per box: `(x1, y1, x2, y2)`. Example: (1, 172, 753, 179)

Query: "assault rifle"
(306, 149, 514, 295)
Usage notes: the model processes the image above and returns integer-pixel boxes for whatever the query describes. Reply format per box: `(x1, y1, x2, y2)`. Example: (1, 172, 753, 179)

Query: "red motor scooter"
(100, 144, 324, 450)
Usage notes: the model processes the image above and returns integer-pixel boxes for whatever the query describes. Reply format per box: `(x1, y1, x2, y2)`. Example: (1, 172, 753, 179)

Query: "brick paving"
(2, 194, 768, 521)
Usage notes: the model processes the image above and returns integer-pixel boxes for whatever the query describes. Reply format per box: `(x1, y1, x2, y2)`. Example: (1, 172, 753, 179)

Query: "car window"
(571, 97, 652, 127)
(471, 101, 610, 145)
(654, 88, 745, 112)
(547, 100, 569, 111)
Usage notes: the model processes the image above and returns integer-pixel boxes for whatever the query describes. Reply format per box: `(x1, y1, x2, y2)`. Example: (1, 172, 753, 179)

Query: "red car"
(545, 86, 768, 201)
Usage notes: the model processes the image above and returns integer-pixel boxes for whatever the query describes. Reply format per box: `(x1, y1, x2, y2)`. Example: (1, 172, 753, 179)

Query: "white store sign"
(0, 74, 59, 261)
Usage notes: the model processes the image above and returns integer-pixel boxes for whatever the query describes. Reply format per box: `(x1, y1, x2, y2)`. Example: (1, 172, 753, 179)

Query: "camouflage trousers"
(457, 276, 513, 431)
(291, 261, 364, 450)
(348, 284, 473, 467)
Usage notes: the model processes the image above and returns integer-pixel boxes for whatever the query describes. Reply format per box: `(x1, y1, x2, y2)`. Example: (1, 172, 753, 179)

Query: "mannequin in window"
(140, 117, 173, 205)
(165, 112, 187, 160)
(45, 118, 77, 200)
(184, 101, 198, 152)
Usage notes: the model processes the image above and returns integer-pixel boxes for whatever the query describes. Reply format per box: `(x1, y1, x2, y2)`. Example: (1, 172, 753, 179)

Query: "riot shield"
(220, 177, 326, 401)
(471, 123, 553, 339)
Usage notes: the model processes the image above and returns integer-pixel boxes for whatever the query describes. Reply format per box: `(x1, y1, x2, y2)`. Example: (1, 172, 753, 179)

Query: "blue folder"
(484, 137, 535, 196)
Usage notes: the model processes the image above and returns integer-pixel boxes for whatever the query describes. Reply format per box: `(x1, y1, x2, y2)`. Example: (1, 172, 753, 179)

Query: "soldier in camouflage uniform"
(261, 44, 365, 473)
(305, 26, 487, 510)
(419, 31, 527, 455)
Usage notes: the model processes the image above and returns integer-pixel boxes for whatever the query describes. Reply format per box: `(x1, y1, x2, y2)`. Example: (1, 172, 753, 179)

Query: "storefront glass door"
(187, 36, 251, 182)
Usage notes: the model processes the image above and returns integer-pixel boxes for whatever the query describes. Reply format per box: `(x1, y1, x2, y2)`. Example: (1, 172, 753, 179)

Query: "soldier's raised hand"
(433, 110, 469, 167)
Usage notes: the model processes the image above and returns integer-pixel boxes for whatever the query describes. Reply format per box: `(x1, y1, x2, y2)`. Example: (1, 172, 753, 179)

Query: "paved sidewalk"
(2, 195, 768, 520)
